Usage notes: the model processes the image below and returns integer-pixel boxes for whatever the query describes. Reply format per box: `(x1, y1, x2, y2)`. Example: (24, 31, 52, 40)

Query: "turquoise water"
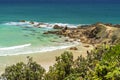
(0, 2, 120, 55)
(0, 23, 76, 56)
(0, 25, 57, 47)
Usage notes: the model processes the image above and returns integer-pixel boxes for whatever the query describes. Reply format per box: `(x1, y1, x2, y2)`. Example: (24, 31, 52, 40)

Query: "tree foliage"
(1, 56, 45, 80)
(45, 51, 74, 80)
(1, 44, 120, 80)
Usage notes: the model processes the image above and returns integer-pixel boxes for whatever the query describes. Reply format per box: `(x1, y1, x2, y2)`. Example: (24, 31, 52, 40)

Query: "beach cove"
(0, 20, 120, 74)
(0, 21, 94, 74)
(0, 0, 120, 79)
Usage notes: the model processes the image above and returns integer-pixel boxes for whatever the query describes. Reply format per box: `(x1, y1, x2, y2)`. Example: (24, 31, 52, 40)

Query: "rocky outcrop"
(113, 24, 120, 28)
(43, 23, 120, 45)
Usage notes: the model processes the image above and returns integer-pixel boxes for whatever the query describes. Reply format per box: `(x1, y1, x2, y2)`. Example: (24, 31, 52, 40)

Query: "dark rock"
(53, 25, 63, 29)
(64, 26, 68, 30)
(105, 23, 113, 26)
(43, 32, 49, 34)
(59, 36, 62, 38)
(69, 47, 78, 50)
(65, 39, 68, 42)
(43, 31, 61, 35)
(20, 20, 26, 22)
(113, 24, 120, 28)
(84, 45, 90, 47)
(30, 21, 34, 24)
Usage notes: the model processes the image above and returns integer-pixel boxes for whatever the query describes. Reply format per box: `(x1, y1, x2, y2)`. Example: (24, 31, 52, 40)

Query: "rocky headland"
(44, 22, 120, 46)
(19, 20, 120, 46)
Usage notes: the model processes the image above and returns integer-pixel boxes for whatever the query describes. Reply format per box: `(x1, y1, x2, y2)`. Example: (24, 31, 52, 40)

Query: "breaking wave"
(2, 21, 86, 28)
(0, 42, 80, 56)
(0, 43, 31, 50)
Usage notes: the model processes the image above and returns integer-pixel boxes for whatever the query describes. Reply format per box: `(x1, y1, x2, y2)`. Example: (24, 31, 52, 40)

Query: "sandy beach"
(0, 43, 93, 74)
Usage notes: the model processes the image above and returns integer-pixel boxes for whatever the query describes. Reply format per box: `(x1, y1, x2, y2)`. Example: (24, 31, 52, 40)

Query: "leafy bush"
(1, 44, 120, 80)
(1, 56, 45, 80)
(45, 51, 74, 80)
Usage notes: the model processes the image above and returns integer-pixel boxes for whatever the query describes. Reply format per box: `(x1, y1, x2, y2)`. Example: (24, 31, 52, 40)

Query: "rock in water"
(30, 21, 34, 24)
(20, 20, 26, 22)
(53, 25, 63, 29)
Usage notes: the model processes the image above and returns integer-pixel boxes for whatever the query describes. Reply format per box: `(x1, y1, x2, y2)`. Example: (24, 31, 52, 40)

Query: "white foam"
(48, 23, 78, 28)
(4, 22, 29, 25)
(0, 41, 80, 56)
(3, 21, 81, 28)
(0, 43, 31, 50)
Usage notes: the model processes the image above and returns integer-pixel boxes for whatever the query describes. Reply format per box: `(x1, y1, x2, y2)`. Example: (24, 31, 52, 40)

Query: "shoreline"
(0, 21, 81, 56)
(0, 43, 93, 74)
(0, 40, 80, 56)
(1, 22, 119, 74)
(0, 21, 95, 74)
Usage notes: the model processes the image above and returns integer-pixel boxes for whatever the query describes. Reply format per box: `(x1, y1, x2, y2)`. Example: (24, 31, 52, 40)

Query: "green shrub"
(45, 51, 74, 80)
(1, 44, 120, 80)
(1, 56, 45, 80)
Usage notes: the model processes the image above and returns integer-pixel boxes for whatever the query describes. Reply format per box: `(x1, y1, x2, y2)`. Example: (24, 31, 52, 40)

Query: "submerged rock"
(20, 20, 26, 22)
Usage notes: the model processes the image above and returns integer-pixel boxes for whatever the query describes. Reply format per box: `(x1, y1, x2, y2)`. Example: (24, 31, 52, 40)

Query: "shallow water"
(0, 22, 79, 56)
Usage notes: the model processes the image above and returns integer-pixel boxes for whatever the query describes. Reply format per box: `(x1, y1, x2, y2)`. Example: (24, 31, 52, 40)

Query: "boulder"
(59, 36, 62, 38)
(43, 32, 49, 34)
(69, 47, 78, 50)
(84, 45, 90, 47)
(65, 39, 69, 42)
(53, 25, 63, 29)
(30, 21, 34, 24)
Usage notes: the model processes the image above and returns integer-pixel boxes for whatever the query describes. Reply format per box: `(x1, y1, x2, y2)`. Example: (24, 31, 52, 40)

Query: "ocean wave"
(48, 23, 78, 28)
(0, 43, 31, 50)
(2, 21, 86, 28)
(0, 42, 80, 56)
(3, 21, 31, 26)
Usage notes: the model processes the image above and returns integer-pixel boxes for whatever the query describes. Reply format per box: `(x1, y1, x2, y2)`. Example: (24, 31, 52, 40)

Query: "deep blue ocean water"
(0, 2, 120, 24)
(0, 1, 120, 56)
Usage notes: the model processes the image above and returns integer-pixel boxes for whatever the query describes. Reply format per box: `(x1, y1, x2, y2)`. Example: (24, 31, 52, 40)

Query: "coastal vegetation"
(1, 43, 120, 80)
